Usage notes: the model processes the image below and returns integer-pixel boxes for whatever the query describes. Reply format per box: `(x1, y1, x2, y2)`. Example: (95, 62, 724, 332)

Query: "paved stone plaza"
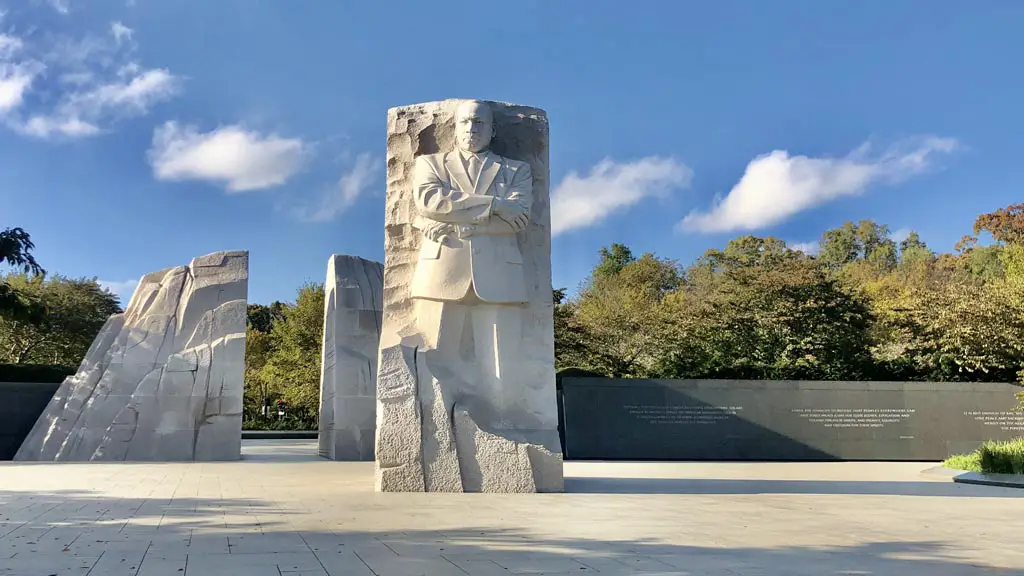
(1, 441, 1022, 575)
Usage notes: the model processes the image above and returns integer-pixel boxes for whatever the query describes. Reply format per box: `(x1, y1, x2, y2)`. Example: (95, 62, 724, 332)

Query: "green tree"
(664, 248, 874, 380)
(257, 281, 325, 423)
(573, 249, 683, 377)
(591, 243, 636, 282)
(911, 278, 1024, 382)
(247, 302, 287, 333)
(898, 231, 934, 265)
(553, 288, 593, 371)
(943, 234, 1005, 282)
(818, 222, 861, 269)
(0, 227, 45, 323)
(0, 273, 121, 365)
(819, 220, 897, 273)
(699, 235, 796, 272)
(243, 327, 280, 419)
(858, 220, 898, 270)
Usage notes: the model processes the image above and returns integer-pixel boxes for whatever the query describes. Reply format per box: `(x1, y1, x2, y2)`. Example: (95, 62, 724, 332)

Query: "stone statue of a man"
(409, 100, 533, 416)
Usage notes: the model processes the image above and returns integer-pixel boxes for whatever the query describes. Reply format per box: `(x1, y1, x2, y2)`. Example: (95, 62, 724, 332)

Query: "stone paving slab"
(953, 471, 1024, 489)
(1, 441, 1023, 575)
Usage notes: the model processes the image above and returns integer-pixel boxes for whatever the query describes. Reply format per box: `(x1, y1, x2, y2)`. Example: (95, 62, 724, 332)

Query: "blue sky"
(2, 0, 1022, 306)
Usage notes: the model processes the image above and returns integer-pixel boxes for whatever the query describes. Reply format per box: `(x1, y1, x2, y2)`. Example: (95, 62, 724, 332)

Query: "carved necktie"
(467, 154, 482, 189)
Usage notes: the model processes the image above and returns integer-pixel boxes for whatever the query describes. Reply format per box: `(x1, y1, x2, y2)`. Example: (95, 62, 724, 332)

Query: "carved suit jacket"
(410, 150, 533, 304)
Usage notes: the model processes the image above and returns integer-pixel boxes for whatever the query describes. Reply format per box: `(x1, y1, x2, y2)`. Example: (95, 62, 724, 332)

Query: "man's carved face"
(455, 100, 493, 154)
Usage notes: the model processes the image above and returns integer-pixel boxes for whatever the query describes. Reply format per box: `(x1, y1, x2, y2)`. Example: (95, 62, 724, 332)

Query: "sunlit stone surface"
(318, 254, 383, 461)
(15, 250, 248, 462)
(374, 99, 563, 492)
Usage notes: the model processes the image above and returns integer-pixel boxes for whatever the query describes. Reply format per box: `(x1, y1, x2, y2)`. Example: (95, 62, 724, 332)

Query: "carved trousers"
(413, 287, 523, 415)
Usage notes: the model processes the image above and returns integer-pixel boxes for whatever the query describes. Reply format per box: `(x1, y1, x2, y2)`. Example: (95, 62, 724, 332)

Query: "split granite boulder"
(15, 250, 248, 462)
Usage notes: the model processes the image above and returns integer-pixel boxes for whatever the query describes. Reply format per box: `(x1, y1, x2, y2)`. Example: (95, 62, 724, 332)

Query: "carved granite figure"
(318, 255, 384, 461)
(410, 100, 534, 422)
(375, 99, 564, 493)
(15, 251, 248, 462)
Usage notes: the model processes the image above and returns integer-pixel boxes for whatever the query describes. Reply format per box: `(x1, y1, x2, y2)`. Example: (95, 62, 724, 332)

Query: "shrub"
(242, 415, 317, 431)
(943, 452, 982, 472)
(978, 438, 1024, 475)
(946, 438, 1024, 474)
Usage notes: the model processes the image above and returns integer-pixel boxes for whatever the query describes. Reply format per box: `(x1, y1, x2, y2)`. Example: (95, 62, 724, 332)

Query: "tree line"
(0, 228, 121, 369)
(556, 204, 1024, 385)
(3, 203, 1023, 421)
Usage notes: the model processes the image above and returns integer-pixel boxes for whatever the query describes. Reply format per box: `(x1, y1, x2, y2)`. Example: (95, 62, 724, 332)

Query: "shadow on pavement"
(0, 487, 1021, 575)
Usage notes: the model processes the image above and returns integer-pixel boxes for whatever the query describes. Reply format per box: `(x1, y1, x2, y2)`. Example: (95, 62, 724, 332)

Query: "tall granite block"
(375, 99, 563, 492)
(15, 251, 248, 462)
(318, 255, 384, 461)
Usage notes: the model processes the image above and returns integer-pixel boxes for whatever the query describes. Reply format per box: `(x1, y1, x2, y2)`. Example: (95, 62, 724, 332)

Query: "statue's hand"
(422, 221, 455, 243)
(493, 198, 529, 230)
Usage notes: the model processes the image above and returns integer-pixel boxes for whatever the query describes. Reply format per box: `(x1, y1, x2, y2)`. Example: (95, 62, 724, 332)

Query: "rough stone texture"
(375, 99, 563, 493)
(318, 255, 384, 461)
(15, 251, 248, 462)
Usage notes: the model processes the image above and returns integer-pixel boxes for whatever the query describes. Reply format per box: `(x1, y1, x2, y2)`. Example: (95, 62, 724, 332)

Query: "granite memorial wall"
(560, 377, 1024, 461)
(0, 381, 61, 460)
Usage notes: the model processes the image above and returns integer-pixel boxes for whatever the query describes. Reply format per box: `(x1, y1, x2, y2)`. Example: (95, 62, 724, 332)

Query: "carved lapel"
(475, 151, 501, 196)
(444, 152, 474, 196)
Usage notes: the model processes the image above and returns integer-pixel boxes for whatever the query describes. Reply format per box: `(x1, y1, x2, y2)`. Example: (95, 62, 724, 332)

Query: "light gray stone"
(374, 99, 563, 492)
(317, 254, 383, 461)
(14, 250, 248, 462)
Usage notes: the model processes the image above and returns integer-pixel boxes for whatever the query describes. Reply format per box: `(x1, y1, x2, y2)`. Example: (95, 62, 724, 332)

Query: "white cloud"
(73, 68, 178, 114)
(148, 122, 309, 192)
(789, 241, 820, 256)
(0, 64, 38, 113)
(0, 34, 40, 114)
(19, 69, 178, 138)
(98, 278, 139, 303)
(0, 16, 180, 139)
(20, 115, 98, 137)
(678, 136, 958, 234)
(551, 156, 692, 237)
(291, 153, 381, 222)
(110, 22, 133, 46)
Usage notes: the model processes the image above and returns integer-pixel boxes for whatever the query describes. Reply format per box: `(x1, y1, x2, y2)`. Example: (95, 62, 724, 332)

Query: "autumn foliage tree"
(556, 203, 1024, 386)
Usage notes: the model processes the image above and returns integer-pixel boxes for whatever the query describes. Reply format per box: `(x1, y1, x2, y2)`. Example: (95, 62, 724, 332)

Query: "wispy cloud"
(45, 0, 71, 14)
(551, 156, 692, 237)
(0, 34, 42, 114)
(678, 136, 958, 234)
(291, 153, 381, 222)
(891, 227, 912, 244)
(110, 22, 133, 46)
(0, 14, 180, 138)
(148, 122, 309, 192)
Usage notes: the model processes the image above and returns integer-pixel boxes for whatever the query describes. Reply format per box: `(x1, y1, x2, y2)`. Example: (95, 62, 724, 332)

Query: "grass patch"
(945, 438, 1024, 474)
(943, 452, 982, 472)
